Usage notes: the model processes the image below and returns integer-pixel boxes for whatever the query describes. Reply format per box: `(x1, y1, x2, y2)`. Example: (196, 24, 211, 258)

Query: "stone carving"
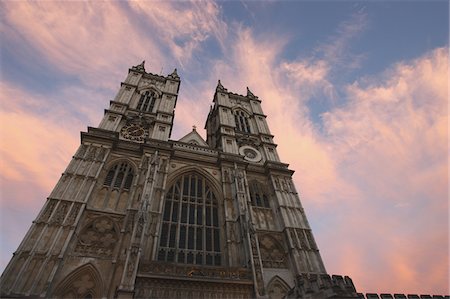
(139, 261, 252, 281)
(85, 146, 98, 161)
(248, 229, 265, 296)
(305, 230, 317, 250)
(38, 199, 57, 223)
(66, 203, 81, 225)
(76, 145, 88, 159)
(267, 276, 290, 299)
(135, 277, 253, 299)
(126, 211, 136, 233)
(50, 201, 68, 225)
(75, 216, 118, 257)
(258, 234, 287, 268)
(296, 229, 309, 250)
(52, 263, 104, 299)
(96, 147, 107, 161)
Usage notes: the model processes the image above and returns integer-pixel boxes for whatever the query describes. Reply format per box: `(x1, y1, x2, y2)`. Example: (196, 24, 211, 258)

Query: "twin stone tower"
(1, 62, 361, 299)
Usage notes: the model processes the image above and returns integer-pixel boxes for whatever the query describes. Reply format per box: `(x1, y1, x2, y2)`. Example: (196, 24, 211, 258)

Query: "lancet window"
(96, 162, 134, 212)
(103, 162, 134, 190)
(158, 173, 221, 266)
(249, 180, 270, 208)
(234, 110, 251, 133)
(137, 90, 157, 113)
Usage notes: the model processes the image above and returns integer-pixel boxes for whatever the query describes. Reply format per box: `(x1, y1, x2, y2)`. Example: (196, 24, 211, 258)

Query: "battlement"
(286, 273, 360, 298)
(286, 274, 449, 299)
(358, 294, 449, 299)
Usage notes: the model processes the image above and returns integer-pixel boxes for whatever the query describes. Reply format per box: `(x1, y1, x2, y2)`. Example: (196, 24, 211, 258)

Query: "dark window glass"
(187, 252, 194, 264)
(172, 202, 179, 222)
(214, 254, 221, 266)
(163, 201, 171, 221)
(157, 249, 165, 261)
(189, 205, 195, 224)
(181, 203, 188, 223)
(178, 251, 185, 263)
(196, 227, 203, 250)
(104, 168, 116, 186)
(179, 226, 186, 249)
(205, 228, 212, 251)
(214, 229, 220, 252)
(169, 224, 176, 248)
(206, 207, 211, 226)
(114, 171, 124, 188)
(124, 173, 133, 189)
(157, 173, 221, 265)
(197, 206, 203, 225)
(159, 223, 169, 247)
(196, 252, 203, 265)
(183, 176, 189, 196)
(167, 250, 175, 262)
(212, 207, 218, 227)
(137, 91, 157, 113)
(188, 227, 194, 249)
(206, 254, 213, 265)
(160, 223, 168, 247)
(263, 195, 269, 208)
(249, 181, 270, 208)
(149, 96, 156, 113)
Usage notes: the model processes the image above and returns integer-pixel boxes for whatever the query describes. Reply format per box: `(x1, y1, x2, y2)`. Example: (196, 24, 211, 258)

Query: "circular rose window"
(239, 145, 262, 162)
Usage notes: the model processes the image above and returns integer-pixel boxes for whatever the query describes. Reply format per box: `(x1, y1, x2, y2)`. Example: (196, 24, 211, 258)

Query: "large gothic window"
(158, 173, 221, 266)
(234, 110, 251, 133)
(137, 91, 157, 113)
(249, 180, 270, 208)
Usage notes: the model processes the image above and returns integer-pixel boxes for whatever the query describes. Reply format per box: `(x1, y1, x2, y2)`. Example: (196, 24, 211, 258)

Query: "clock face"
(239, 145, 262, 163)
(121, 124, 146, 142)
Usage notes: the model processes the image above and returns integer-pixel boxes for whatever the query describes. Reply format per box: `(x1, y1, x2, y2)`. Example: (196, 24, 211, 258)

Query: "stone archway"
(52, 263, 104, 299)
(267, 275, 290, 299)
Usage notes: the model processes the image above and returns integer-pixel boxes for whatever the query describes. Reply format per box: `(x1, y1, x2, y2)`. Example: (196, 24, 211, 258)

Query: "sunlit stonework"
(0, 62, 366, 299)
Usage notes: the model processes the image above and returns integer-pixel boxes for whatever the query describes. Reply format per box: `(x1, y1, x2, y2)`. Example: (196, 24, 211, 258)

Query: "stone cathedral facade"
(1, 62, 363, 299)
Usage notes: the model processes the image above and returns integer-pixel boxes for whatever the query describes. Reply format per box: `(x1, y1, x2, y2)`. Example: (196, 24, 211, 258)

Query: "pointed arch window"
(103, 162, 134, 190)
(158, 173, 221, 266)
(99, 162, 134, 212)
(137, 91, 157, 113)
(234, 110, 251, 133)
(249, 180, 270, 208)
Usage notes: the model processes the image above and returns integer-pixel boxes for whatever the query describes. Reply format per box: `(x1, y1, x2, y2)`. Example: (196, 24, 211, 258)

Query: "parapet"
(285, 273, 449, 299)
(359, 294, 448, 299)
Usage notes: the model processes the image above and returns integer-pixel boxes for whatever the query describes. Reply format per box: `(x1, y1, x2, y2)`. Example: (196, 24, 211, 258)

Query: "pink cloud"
(0, 2, 447, 295)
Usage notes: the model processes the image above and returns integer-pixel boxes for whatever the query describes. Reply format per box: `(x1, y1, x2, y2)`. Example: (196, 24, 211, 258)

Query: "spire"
(131, 60, 146, 72)
(216, 79, 227, 92)
(246, 86, 256, 99)
(168, 68, 180, 80)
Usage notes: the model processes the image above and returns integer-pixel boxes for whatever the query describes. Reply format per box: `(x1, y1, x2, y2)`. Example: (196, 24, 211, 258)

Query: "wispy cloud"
(0, 1, 447, 294)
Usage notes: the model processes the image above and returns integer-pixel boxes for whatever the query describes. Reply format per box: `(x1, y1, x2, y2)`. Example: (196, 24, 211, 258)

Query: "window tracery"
(137, 90, 157, 113)
(97, 162, 134, 211)
(249, 180, 270, 208)
(234, 110, 251, 133)
(103, 162, 134, 190)
(158, 173, 221, 266)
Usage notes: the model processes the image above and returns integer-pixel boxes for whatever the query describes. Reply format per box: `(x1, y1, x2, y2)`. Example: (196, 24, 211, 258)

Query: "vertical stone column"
(232, 164, 267, 298)
(117, 152, 160, 299)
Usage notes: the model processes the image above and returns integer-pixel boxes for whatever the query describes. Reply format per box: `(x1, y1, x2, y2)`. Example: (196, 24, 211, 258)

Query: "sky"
(0, 0, 448, 295)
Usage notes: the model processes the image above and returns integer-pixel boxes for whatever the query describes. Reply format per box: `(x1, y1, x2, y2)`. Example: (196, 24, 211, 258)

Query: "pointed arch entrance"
(53, 263, 104, 299)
